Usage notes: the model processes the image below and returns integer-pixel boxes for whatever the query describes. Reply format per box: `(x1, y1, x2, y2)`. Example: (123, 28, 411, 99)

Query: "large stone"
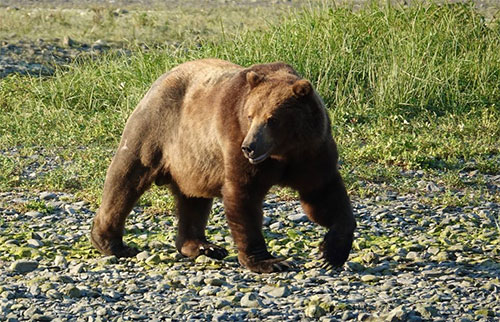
(62, 285, 82, 298)
(40, 192, 57, 200)
(10, 260, 38, 273)
(26, 239, 43, 248)
(240, 293, 261, 308)
(266, 286, 290, 298)
(305, 304, 326, 318)
(289, 213, 308, 223)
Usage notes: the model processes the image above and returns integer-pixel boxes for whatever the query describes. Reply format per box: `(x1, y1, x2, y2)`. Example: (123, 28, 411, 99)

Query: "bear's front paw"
(90, 230, 139, 258)
(239, 252, 293, 273)
(199, 243, 229, 260)
(320, 227, 353, 269)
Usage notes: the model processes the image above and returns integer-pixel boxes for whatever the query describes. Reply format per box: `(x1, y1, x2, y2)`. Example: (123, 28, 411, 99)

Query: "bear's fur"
(91, 59, 356, 273)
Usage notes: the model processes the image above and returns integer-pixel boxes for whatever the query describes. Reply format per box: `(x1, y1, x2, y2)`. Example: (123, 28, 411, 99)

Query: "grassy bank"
(0, 3, 499, 208)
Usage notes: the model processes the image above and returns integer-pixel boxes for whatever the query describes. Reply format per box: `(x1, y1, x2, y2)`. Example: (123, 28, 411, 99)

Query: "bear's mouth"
(248, 151, 271, 164)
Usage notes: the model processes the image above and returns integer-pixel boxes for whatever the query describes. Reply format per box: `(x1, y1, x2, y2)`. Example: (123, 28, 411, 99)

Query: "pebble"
(0, 167, 498, 321)
(24, 211, 43, 218)
(360, 274, 378, 282)
(26, 239, 43, 248)
(305, 304, 326, 318)
(240, 293, 261, 308)
(40, 192, 57, 200)
(266, 286, 290, 298)
(288, 213, 308, 222)
(270, 221, 283, 230)
(136, 251, 150, 261)
(9, 261, 38, 273)
(69, 263, 85, 274)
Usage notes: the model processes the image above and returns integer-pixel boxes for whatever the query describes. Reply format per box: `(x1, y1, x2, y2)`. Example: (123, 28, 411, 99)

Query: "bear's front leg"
(222, 181, 290, 273)
(299, 171, 356, 268)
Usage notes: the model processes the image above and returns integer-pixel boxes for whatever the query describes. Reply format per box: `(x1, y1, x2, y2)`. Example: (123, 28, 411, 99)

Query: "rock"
(62, 285, 81, 298)
(40, 192, 57, 200)
(145, 254, 161, 265)
(385, 305, 408, 322)
(427, 246, 440, 255)
(26, 239, 43, 248)
(362, 251, 379, 264)
(205, 278, 225, 287)
(31, 314, 53, 322)
(195, 255, 213, 264)
(215, 299, 231, 309)
(25, 211, 42, 218)
(270, 221, 283, 230)
(23, 306, 42, 318)
(97, 256, 118, 265)
(91, 39, 108, 50)
(64, 205, 77, 215)
(240, 293, 261, 308)
(69, 263, 85, 274)
(361, 274, 379, 282)
(62, 36, 76, 47)
(136, 251, 150, 261)
(432, 251, 449, 262)
(475, 309, 494, 317)
(266, 286, 290, 298)
(289, 213, 308, 222)
(46, 289, 62, 299)
(425, 182, 442, 192)
(305, 304, 326, 318)
(415, 304, 438, 319)
(54, 255, 67, 267)
(10, 260, 38, 273)
(175, 303, 188, 314)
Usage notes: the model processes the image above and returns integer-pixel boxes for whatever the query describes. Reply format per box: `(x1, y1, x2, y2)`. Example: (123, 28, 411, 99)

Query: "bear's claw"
(239, 252, 293, 273)
(199, 243, 229, 260)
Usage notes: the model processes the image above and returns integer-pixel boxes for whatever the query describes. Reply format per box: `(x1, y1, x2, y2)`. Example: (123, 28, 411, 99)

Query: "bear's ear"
(292, 79, 312, 97)
(246, 71, 264, 89)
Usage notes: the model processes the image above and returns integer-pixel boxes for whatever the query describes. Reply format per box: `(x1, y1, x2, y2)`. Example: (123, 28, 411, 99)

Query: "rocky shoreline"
(0, 183, 498, 321)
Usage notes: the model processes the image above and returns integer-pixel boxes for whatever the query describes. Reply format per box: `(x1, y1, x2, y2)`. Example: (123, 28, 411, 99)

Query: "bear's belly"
(168, 135, 225, 199)
(172, 163, 224, 198)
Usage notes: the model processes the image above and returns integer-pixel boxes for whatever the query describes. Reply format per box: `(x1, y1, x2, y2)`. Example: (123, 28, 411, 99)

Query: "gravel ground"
(0, 156, 499, 321)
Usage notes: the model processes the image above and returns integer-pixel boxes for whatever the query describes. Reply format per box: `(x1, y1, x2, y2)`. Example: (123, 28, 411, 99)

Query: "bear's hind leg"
(171, 184, 228, 260)
(91, 155, 156, 258)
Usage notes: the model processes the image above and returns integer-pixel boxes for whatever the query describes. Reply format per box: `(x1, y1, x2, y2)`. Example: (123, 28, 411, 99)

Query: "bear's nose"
(241, 144, 255, 157)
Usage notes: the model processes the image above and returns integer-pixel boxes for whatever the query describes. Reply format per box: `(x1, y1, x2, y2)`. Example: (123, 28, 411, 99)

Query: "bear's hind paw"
(90, 231, 139, 258)
(242, 256, 294, 273)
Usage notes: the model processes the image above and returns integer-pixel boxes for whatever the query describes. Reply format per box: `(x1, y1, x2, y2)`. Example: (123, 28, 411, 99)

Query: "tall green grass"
(0, 3, 499, 204)
(205, 3, 500, 170)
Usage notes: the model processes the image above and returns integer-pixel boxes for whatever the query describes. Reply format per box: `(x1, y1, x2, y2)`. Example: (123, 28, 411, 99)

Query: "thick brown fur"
(91, 59, 356, 273)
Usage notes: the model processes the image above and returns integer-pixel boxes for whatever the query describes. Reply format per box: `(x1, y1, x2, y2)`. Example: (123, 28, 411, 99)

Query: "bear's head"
(240, 64, 328, 164)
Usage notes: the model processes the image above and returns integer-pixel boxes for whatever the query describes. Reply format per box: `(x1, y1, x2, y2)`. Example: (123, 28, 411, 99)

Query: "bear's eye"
(247, 115, 253, 121)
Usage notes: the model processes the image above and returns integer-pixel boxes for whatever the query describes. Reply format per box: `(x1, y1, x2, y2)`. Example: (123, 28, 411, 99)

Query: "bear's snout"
(241, 143, 257, 158)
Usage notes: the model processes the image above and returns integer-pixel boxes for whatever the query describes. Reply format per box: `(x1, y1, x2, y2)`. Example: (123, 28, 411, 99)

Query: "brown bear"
(91, 59, 356, 273)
